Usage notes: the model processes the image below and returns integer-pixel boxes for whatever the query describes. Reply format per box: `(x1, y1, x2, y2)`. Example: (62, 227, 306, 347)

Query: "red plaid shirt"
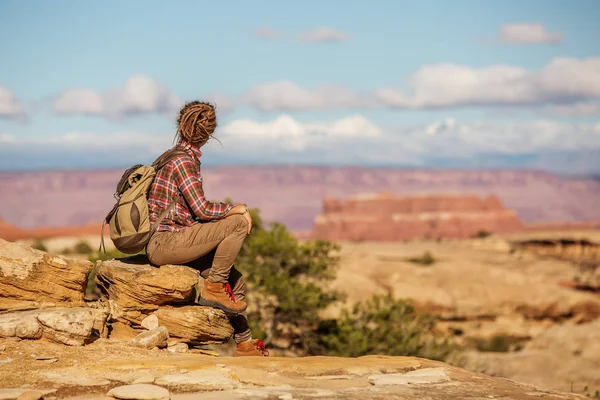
(148, 143, 235, 232)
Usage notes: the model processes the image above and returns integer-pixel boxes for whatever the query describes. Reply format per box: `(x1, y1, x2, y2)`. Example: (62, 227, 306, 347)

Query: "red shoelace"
(224, 283, 236, 302)
(255, 340, 269, 356)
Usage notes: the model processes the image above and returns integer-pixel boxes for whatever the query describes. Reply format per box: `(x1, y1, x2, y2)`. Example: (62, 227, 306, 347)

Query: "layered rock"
(0, 307, 108, 345)
(0, 238, 92, 307)
(95, 257, 200, 310)
(95, 257, 233, 344)
(154, 306, 233, 344)
(0, 240, 232, 347)
(312, 193, 524, 241)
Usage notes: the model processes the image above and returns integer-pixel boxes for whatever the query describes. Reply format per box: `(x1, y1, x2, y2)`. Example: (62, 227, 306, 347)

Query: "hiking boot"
(197, 281, 247, 314)
(234, 339, 269, 357)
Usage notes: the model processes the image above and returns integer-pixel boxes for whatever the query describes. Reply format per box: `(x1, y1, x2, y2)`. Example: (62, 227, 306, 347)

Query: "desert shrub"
(407, 251, 436, 266)
(313, 294, 455, 361)
(234, 204, 455, 359)
(31, 238, 47, 252)
(87, 248, 132, 263)
(74, 240, 93, 254)
(237, 206, 343, 352)
(471, 335, 524, 353)
(473, 230, 492, 239)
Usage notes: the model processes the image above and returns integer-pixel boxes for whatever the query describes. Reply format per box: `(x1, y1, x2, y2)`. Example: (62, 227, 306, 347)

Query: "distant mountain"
(1, 167, 600, 231)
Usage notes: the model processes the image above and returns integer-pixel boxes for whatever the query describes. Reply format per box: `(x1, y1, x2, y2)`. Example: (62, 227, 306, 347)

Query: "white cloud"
(254, 26, 282, 40)
(205, 92, 234, 114)
(52, 75, 183, 118)
(220, 114, 380, 151)
(0, 86, 25, 120)
(216, 115, 600, 161)
(498, 24, 562, 44)
(544, 102, 600, 116)
(3, 117, 600, 170)
(297, 27, 349, 43)
(0, 133, 15, 143)
(375, 57, 600, 109)
(242, 80, 371, 111)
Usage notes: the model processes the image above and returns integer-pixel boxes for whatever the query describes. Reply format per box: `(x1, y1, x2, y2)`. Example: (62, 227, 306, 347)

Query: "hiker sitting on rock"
(145, 100, 268, 357)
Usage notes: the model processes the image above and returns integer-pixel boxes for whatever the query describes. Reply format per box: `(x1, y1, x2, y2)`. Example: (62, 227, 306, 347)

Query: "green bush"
(471, 335, 524, 353)
(31, 238, 47, 252)
(473, 230, 492, 239)
(407, 251, 436, 266)
(74, 240, 93, 254)
(234, 204, 455, 359)
(87, 248, 132, 263)
(314, 294, 455, 361)
(237, 206, 343, 352)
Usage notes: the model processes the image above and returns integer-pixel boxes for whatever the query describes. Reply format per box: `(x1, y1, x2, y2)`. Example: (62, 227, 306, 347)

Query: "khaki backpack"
(100, 148, 189, 254)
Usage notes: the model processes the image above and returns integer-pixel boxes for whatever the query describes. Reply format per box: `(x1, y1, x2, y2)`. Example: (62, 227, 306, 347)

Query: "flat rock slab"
(0, 389, 56, 400)
(0, 239, 92, 304)
(154, 368, 240, 390)
(108, 384, 170, 400)
(367, 368, 451, 385)
(154, 306, 233, 344)
(95, 260, 200, 310)
(0, 307, 108, 345)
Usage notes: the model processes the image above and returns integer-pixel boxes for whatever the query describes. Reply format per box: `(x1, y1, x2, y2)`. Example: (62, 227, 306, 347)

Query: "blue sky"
(1, 0, 599, 172)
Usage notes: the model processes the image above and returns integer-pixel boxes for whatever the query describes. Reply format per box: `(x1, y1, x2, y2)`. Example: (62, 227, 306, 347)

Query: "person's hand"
(242, 207, 252, 234)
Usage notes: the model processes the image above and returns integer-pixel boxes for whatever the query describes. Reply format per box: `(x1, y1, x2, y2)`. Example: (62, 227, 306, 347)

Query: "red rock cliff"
(312, 193, 524, 241)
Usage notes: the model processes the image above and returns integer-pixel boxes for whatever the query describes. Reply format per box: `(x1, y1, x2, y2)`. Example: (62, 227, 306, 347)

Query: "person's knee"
(230, 214, 249, 232)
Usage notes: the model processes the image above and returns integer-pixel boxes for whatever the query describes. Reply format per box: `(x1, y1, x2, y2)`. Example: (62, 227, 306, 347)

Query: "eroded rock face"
(0, 238, 92, 305)
(312, 193, 524, 241)
(154, 306, 233, 345)
(95, 258, 200, 310)
(0, 308, 108, 346)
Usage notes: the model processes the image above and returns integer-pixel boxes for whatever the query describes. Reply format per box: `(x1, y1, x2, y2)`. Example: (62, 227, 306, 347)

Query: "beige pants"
(146, 214, 251, 343)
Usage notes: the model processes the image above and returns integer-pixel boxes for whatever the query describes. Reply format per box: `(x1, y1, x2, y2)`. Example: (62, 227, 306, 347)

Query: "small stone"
(131, 327, 168, 349)
(367, 368, 451, 386)
(216, 364, 226, 368)
(141, 315, 159, 330)
(0, 344, 6, 351)
(34, 355, 58, 363)
(167, 343, 188, 353)
(188, 348, 220, 357)
(107, 383, 170, 400)
(16, 391, 44, 400)
(179, 369, 188, 374)
(0, 357, 13, 364)
(278, 395, 294, 400)
(132, 374, 155, 384)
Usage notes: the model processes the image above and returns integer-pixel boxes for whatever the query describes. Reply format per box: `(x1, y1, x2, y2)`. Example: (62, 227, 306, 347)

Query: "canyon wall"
(312, 192, 524, 241)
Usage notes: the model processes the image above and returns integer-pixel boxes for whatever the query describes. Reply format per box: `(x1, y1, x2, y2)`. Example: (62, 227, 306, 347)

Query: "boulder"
(0, 238, 92, 305)
(155, 306, 233, 344)
(131, 326, 169, 349)
(141, 315, 159, 330)
(0, 307, 108, 346)
(95, 258, 200, 310)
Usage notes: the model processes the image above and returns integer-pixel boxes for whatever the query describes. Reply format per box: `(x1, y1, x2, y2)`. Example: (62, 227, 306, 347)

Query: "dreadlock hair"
(175, 101, 218, 147)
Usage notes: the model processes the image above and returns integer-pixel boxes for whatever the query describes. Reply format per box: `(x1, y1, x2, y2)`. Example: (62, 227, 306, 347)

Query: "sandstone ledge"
(0, 238, 92, 305)
(0, 339, 588, 399)
(95, 257, 200, 310)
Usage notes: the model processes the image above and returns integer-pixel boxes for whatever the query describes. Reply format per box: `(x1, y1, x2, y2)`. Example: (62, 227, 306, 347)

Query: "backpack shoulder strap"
(152, 149, 190, 171)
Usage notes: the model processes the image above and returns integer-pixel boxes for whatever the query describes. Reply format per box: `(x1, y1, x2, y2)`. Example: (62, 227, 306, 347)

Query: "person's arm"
(172, 156, 239, 221)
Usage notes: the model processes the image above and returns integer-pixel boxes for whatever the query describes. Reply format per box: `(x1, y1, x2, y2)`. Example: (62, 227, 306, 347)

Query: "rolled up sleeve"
(172, 156, 234, 220)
